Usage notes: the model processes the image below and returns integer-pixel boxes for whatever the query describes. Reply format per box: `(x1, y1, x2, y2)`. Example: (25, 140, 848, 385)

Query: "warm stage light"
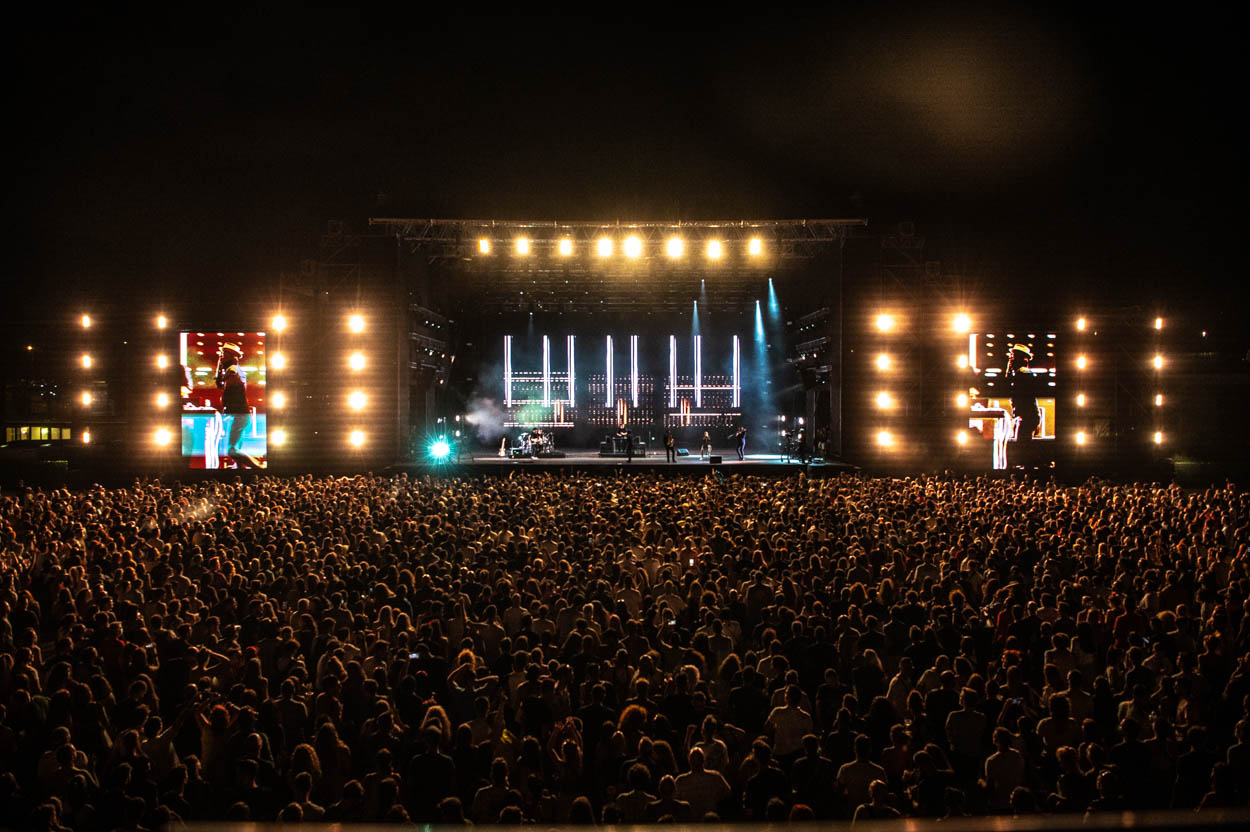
(81, 430, 91, 444)
(624, 235, 643, 258)
(1155, 393, 1164, 406)
(272, 392, 286, 408)
(271, 428, 287, 447)
(953, 314, 971, 333)
(156, 354, 169, 369)
(1153, 430, 1164, 445)
(349, 429, 366, 448)
(270, 352, 286, 370)
(1076, 355, 1087, 370)
(81, 354, 92, 369)
(157, 315, 168, 330)
(558, 238, 573, 256)
(1076, 317, 1086, 331)
(80, 392, 92, 406)
(666, 237, 684, 258)
(348, 314, 365, 333)
(1154, 317, 1164, 330)
(1153, 354, 1164, 369)
(706, 240, 723, 259)
(428, 439, 451, 461)
(156, 393, 169, 408)
(1076, 393, 1086, 407)
(956, 430, 969, 446)
(597, 237, 613, 257)
(272, 314, 287, 332)
(875, 313, 895, 332)
(876, 430, 894, 447)
(874, 391, 893, 409)
(154, 428, 172, 447)
(81, 314, 92, 329)
(956, 393, 968, 408)
(348, 391, 367, 410)
(515, 237, 530, 256)
(875, 353, 891, 371)
(748, 237, 763, 256)
(348, 352, 366, 371)
(957, 354, 969, 369)
(478, 238, 491, 254)
(1076, 431, 1087, 446)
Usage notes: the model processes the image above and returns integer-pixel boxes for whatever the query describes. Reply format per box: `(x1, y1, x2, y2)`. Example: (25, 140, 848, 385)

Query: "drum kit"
(513, 428, 555, 458)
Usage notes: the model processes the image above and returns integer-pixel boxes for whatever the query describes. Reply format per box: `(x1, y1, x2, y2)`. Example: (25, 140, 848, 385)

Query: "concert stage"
(396, 449, 858, 476)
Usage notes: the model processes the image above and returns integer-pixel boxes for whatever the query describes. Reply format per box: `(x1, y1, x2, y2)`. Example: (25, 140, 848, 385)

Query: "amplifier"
(708, 455, 722, 465)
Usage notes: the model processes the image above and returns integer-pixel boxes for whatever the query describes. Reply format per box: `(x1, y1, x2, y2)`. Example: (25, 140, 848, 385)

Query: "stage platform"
(392, 449, 859, 477)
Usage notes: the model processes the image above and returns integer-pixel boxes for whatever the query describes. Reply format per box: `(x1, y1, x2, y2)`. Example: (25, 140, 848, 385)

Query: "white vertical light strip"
(504, 335, 513, 408)
(567, 335, 575, 406)
(605, 335, 614, 408)
(669, 335, 677, 408)
(630, 335, 639, 407)
(969, 333, 979, 373)
(542, 335, 551, 407)
(694, 334, 702, 407)
(732, 335, 740, 408)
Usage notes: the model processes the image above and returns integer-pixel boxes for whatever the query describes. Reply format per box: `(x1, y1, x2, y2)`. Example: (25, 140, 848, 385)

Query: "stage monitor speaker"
(676, 448, 690, 456)
(708, 455, 722, 465)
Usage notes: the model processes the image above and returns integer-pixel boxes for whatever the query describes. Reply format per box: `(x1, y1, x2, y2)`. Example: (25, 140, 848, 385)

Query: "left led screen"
(179, 331, 267, 469)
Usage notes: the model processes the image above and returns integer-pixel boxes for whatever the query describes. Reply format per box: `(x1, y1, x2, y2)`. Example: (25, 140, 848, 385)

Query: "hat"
(1010, 343, 1033, 360)
(220, 342, 242, 356)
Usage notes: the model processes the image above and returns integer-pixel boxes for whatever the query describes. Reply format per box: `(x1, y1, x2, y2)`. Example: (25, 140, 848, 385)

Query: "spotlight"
(874, 391, 893, 409)
(348, 314, 365, 333)
(956, 393, 968, 408)
(956, 430, 969, 446)
(271, 428, 287, 447)
(80, 392, 92, 406)
(156, 393, 169, 408)
(624, 235, 642, 258)
(597, 237, 613, 257)
(1076, 317, 1086, 331)
(348, 352, 366, 371)
(876, 430, 894, 447)
(706, 240, 723, 259)
(1153, 354, 1164, 369)
(80, 314, 92, 329)
(154, 428, 172, 446)
(272, 392, 286, 409)
(1076, 355, 1087, 370)
(270, 352, 287, 370)
(1155, 393, 1164, 406)
(875, 353, 891, 371)
(82, 429, 91, 444)
(515, 237, 530, 256)
(428, 438, 451, 460)
(953, 314, 971, 333)
(272, 314, 287, 332)
(558, 238, 573, 256)
(1154, 317, 1164, 330)
(875, 313, 895, 332)
(957, 354, 969, 369)
(666, 237, 684, 258)
(156, 354, 169, 369)
(25, 345, 32, 351)
(1153, 430, 1164, 445)
(1076, 431, 1087, 446)
(81, 354, 92, 369)
(156, 315, 168, 329)
(1076, 393, 1086, 407)
(348, 391, 367, 410)
(748, 237, 763, 256)
(349, 429, 366, 448)
(478, 238, 491, 254)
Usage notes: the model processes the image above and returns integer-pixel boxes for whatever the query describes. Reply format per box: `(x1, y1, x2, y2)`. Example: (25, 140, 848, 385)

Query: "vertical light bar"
(732, 335, 740, 408)
(567, 335, 575, 405)
(669, 335, 677, 408)
(542, 335, 551, 407)
(630, 335, 639, 407)
(504, 335, 513, 408)
(968, 333, 979, 373)
(694, 334, 703, 407)
(605, 335, 614, 408)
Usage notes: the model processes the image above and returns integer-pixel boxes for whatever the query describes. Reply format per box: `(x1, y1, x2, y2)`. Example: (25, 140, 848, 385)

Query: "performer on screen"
(215, 343, 256, 468)
(1008, 343, 1043, 466)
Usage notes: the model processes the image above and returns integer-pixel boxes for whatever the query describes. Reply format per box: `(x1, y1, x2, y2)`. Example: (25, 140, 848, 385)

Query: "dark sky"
(6, 2, 1245, 328)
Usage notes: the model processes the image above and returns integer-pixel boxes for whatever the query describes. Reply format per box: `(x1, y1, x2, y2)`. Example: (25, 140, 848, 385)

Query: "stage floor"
(396, 449, 858, 476)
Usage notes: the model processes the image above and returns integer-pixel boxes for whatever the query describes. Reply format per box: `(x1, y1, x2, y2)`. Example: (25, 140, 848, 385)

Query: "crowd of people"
(1, 471, 1248, 829)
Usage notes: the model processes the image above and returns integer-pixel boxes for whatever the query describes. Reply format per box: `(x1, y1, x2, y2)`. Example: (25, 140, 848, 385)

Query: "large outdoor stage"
(399, 448, 858, 476)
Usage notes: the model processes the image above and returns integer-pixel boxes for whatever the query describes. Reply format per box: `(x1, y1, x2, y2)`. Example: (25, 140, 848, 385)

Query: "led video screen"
(179, 331, 267, 469)
(964, 329, 1057, 469)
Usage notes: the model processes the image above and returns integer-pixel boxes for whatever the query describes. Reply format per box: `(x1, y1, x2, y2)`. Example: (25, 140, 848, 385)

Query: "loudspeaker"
(708, 455, 722, 465)
(676, 448, 690, 456)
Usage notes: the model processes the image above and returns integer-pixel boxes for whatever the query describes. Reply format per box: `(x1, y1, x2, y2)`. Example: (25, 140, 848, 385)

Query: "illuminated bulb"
(154, 428, 172, 446)
(82, 430, 91, 444)
(558, 238, 573, 256)
(666, 237, 684, 258)
(1076, 393, 1086, 407)
(624, 235, 643, 258)
(81, 314, 92, 329)
(80, 392, 92, 406)
(1154, 317, 1163, 330)
(271, 428, 287, 447)
(1153, 430, 1164, 445)
(956, 393, 968, 407)
(157, 315, 168, 329)
(348, 314, 365, 333)
(156, 354, 169, 369)
(1076, 355, 1087, 370)
(348, 352, 365, 371)
(953, 314, 971, 333)
(875, 353, 891, 371)
(1076, 317, 1086, 331)
(478, 238, 491, 254)
(348, 391, 367, 410)
(270, 352, 286, 370)
(272, 314, 287, 332)
(875, 314, 895, 332)
(515, 237, 530, 256)
(875, 391, 893, 409)
(956, 430, 969, 446)
(597, 237, 613, 257)
(876, 430, 893, 447)
(1155, 393, 1164, 406)
(349, 429, 366, 448)
(706, 240, 723, 259)
(1153, 354, 1164, 369)
(957, 354, 969, 369)
(81, 354, 92, 369)
(272, 392, 286, 409)
(156, 393, 169, 408)
(748, 237, 763, 255)
(1076, 431, 1087, 446)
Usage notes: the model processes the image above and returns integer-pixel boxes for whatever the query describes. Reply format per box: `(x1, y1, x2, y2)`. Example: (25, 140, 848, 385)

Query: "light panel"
(271, 428, 287, 447)
(1076, 317, 1086, 331)
(706, 240, 723, 259)
(1153, 354, 1164, 370)
(1076, 393, 1086, 407)
(80, 392, 93, 406)
(347, 352, 364, 371)
(956, 430, 969, 446)
(81, 354, 92, 369)
(875, 313, 895, 332)
(271, 352, 287, 370)
(666, 237, 684, 258)
(157, 315, 168, 330)
(953, 314, 971, 333)
(272, 314, 287, 332)
(349, 429, 366, 448)
(348, 391, 367, 410)
(875, 391, 893, 409)
(558, 238, 573, 256)
(597, 237, 613, 257)
(81, 314, 92, 329)
(156, 393, 170, 408)
(748, 237, 763, 256)
(875, 353, 891, 371)
(156, 354, 169, 369)
(1076, 431, 1087, 445)
(1155, 393, 1164, 406)
(478, 238, 491, 254)
(154, 428, 172, 446)
(515, 237, 530, 256)
(1076, 355, 1087, 370)
(1153, 430, 1164, 445)
(348, 314, 365, 333)
(876, 430, 894, 447)
(272, 392, 286, 409)
(624, 235, 642, 258)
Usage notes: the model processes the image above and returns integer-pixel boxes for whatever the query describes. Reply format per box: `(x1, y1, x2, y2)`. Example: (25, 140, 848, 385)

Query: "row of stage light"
(478, 235, 766, 260)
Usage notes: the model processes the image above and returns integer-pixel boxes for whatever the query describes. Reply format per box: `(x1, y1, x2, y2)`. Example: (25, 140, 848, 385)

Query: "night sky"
(6, 3, 1244, 332)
